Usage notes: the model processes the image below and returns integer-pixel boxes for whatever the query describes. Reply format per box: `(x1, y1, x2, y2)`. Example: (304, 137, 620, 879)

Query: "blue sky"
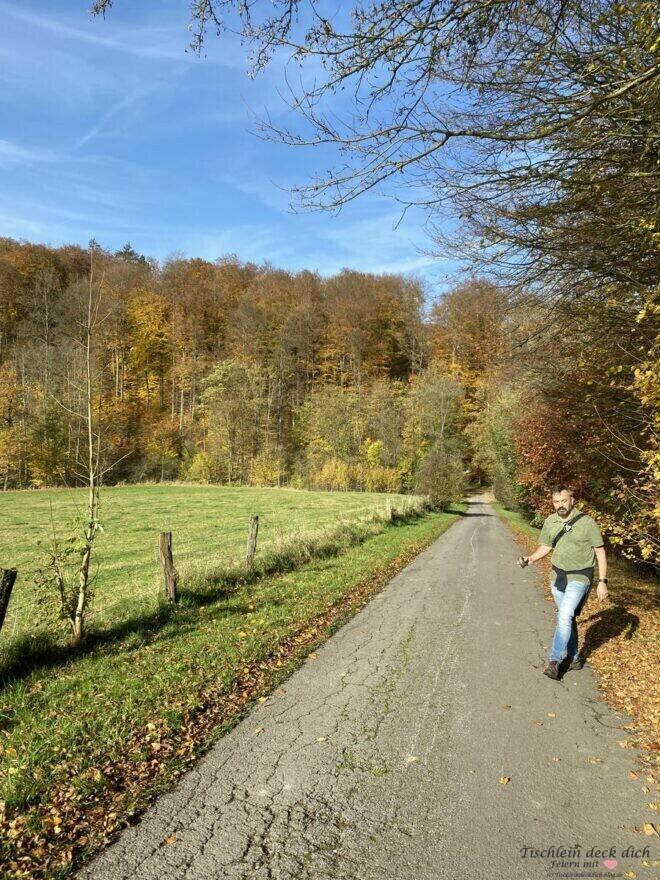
(0, 0, 463, 294)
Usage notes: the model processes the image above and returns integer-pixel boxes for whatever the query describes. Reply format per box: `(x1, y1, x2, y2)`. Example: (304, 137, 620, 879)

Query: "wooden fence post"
(246, 515, 259, 569)
(0, 569, 17, 634)
(386, 499, 393, 521)
(159, 532, 179, 604)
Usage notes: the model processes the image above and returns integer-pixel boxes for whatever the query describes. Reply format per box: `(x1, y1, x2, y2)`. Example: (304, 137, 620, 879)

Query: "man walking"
(519, 484, 608, 680)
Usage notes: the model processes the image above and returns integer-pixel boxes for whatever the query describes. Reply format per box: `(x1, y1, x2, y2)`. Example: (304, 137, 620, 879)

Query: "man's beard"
(557, 506, 569, 515)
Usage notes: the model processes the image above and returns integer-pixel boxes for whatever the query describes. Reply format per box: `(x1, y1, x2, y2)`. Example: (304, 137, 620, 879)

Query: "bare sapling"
(72, 248, 102, 646)
(35, 243, 104, 647)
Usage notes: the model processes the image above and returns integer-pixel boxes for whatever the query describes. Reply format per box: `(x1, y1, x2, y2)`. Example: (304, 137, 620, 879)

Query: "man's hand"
(520, 545, 551, 566)
(596, 581, 609, 602)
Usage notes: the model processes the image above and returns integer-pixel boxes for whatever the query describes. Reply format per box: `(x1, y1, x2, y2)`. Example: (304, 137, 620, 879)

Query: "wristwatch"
(598, 578, 608, 584)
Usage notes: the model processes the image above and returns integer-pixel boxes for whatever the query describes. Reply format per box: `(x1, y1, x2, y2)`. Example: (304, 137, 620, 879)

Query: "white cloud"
(0, 2, 243, 67)
(73, 65, 192, 149)
(0, 139, 57, 166)
(177, 225, 298, 266)
(215, 169, 292, 212)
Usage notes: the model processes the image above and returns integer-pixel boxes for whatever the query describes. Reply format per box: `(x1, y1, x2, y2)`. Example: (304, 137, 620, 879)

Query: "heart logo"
(602, 860, 618, 870)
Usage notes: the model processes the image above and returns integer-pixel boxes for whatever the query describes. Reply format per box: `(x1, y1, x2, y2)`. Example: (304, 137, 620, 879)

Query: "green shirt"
(539, 510, 604, 571)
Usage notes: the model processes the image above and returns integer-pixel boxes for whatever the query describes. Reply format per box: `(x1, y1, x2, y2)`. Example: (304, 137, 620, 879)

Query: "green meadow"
(0, 484, 410, 649)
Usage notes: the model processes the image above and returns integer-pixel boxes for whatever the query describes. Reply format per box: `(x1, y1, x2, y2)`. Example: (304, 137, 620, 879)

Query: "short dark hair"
(551, 483, 574, 496)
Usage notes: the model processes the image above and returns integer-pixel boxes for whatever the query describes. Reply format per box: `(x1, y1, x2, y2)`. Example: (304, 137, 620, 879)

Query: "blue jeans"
(549, 579, 589, 662)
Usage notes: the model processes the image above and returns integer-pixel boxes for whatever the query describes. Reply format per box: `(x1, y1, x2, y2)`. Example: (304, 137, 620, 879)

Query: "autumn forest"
(0, 234, 656, 564)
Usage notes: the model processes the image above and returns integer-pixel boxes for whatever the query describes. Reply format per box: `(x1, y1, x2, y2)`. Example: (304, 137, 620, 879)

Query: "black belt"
(552, 565, 594, 617)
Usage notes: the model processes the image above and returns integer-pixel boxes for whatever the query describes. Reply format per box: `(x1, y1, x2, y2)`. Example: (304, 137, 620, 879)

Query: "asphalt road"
(79, 497, 656, 879)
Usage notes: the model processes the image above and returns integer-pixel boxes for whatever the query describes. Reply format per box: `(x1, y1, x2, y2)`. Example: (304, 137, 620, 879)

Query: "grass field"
(0, 484, 412, 649)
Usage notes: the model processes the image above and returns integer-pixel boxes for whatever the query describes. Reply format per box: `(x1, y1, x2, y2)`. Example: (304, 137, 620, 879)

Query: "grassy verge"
(0, 505, 461, 879)
(492, 500, 659, 790)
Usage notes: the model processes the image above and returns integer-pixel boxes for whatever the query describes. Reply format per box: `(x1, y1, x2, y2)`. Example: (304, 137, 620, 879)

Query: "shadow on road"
(451, 511, 492, 517)
(448, 501, 492, 517)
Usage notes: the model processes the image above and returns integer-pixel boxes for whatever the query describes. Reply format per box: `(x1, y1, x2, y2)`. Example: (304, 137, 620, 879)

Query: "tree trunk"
(71, 541, 91, 647)
(190, 372, 196, 419)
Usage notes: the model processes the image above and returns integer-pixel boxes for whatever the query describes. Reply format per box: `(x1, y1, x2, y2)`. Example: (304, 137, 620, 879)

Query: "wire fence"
(0, 486, 423, 658)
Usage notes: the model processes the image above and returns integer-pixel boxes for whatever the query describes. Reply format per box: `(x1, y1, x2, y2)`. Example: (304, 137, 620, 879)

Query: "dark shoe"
(568, 656, 584, 670)
(558, 656, 572, 676)
(543, 661, 560, 680)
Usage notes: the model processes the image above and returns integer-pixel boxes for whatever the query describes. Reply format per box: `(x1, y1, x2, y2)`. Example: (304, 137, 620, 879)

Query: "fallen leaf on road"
(623, 871, 636, 879)
(165, 835, 176, 846)
(642, 786, 650, 793)
(502, 705, 511, 710)
(533, 720, 543, 726)
(547, 712, 556, 718)
(643, 823, 658, 836)
(258, 697, 267, 703)
(406, 756, 419, 764)
(619, 740, 634, 748)
(552, 757, 561, 762)
(254, 726, 264, 735)
(316, 737, 326, 743)
(499, 776, 511, 784)
(588, 757, 604, 764)
(629, 771, 639, 780)
(649, 803, 658, 810)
